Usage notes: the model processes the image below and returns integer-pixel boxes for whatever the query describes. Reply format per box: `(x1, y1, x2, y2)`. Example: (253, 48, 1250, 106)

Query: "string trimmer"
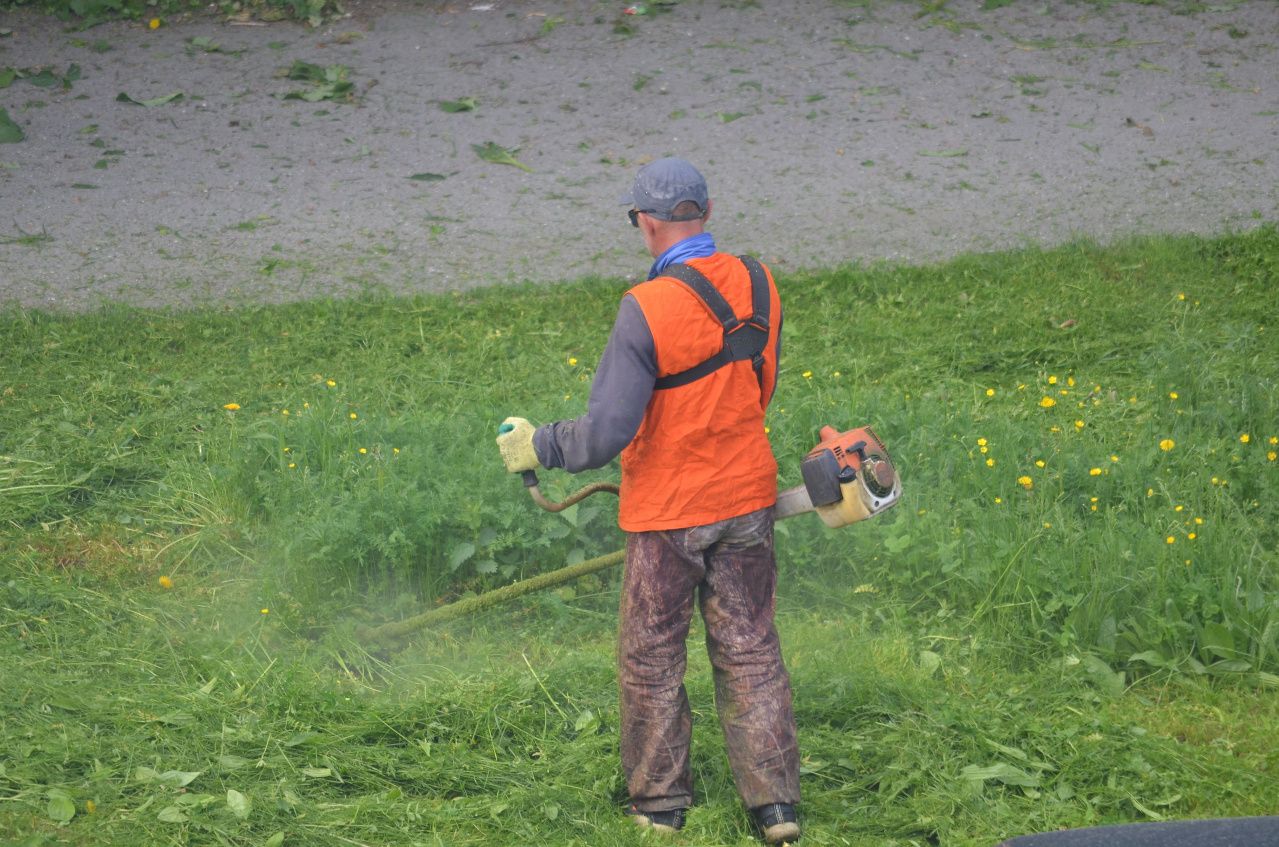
(363, 424, 901, 641)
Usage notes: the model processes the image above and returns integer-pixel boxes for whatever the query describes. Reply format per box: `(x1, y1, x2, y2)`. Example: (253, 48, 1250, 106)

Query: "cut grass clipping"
(472, 140, 532, 172)
(0, 108, 22, 143)
(1, 227, 1277, 846)
(281, 60, 354, 103)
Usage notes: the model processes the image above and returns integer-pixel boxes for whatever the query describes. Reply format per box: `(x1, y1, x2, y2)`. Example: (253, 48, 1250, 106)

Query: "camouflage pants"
(618, 506, 800, 812)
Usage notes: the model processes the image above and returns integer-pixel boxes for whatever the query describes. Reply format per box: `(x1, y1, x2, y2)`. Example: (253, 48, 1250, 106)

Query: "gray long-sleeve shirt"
(534, 295, 656, 472)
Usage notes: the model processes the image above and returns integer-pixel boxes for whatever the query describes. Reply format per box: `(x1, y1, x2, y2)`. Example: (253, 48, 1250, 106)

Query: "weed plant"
(2, 228, 1277, 844)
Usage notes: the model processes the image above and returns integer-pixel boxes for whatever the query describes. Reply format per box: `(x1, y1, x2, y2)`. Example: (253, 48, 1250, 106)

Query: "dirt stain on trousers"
(618, 506, 800, 812)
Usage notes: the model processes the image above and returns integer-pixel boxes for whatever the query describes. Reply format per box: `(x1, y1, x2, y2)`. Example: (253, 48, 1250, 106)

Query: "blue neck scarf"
(649, 232, 717, 280)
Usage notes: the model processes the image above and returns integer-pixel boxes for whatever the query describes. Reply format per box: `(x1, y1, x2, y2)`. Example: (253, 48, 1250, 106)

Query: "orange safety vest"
(618, 252, 782, 532)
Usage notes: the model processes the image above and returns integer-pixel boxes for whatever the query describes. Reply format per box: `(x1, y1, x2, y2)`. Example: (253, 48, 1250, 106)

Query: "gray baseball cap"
(620, 157, 709, 221)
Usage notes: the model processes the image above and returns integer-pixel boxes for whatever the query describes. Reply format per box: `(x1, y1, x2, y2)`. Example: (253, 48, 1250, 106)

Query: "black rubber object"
(997, 817, 1279, 847)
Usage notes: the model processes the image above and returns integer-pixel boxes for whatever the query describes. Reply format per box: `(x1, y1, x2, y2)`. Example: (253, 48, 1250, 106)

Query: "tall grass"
(12, 229, 1272, 669)
(2, 228, 1277, 844)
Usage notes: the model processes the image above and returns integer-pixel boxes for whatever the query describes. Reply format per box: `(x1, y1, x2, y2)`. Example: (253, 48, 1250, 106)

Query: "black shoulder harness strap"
(652, 255, 771, 391)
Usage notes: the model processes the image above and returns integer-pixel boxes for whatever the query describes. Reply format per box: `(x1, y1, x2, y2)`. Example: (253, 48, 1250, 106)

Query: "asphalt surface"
(0, 0, 1276, 310)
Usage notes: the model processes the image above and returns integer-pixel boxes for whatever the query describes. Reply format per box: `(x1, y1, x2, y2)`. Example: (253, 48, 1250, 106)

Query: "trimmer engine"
(776, 425, 902, 528)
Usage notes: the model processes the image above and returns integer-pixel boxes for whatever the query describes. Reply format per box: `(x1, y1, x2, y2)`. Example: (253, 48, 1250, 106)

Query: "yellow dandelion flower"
(149, 17, 160, 28)
(980, 445, 989, 454)
(158, 575, 173, 589)
(1110, 455, 1119, 463)
(1187, 533, 1196, 540)
(986, 388, 995, 397)
(261, 608, 270, 615)
(1043, 522, 1052, 528)
(1035, 460, 1045, 468)
(1269, 436, 1277, 445)
(833, 371, 841, 377)
(1018, 475, 1033, 489)
(223, 402, 240, 411)
(1091, 497, 1098, 502)
(1269, 451, 1277, 462)
(986, 458, 995, 467)
(802, 371, 813, 379)
(1090, 468, 1101, 476)
(358, 447, 368, 455)
(994, 497, 1002, 504)
(1240, 433, 1251, 444)
(1090, 504, 1098, 511)
(1147, 488, 1154, 497)
(1050, 426, 1061, 433)
(349, 412, 358, 420)
(1169, 391, 1178, 400)
(326, 379, 336, 387)
(1159, 439, 1175, 451)
(764, 426, 770, 434)
(1166, 536, 1175, 545)
(1075, 420, 1085, 430)
(288, 462, 296, 469)
(568, 357, 578, 366)
(1048, 375, 1058, 385)
(1174, 504, 1183, 512)
(393, 447, 400, 455)
(977, 437, 988, 447)
(1067, 376, 1076, 387)
(1177, 292, 1186, 301)
(1194, 517, 1204, 525)
(303, 401, 310, 409)
(1039, 396, 1056, 408)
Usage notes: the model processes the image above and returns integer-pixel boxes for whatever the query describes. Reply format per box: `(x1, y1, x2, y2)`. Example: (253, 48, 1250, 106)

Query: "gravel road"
(1, 0, 1275, 310)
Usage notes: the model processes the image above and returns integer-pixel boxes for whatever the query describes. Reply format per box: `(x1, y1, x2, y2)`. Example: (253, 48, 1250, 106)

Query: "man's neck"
(649, 225, 705, 257)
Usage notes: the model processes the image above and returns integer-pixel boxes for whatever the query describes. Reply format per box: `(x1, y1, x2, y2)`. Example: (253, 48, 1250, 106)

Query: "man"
(495, 158, 801, 844)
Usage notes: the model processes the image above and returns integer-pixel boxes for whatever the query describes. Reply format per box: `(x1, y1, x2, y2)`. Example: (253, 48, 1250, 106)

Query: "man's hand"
(496, 417, 540, 473)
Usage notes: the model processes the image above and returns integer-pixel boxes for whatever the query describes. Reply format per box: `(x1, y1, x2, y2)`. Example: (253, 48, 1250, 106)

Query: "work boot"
(627, 804, 686, 834)
(752, 802, 800, 844)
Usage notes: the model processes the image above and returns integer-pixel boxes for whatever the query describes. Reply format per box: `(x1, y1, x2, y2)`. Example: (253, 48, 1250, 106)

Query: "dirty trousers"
(618, 507, 800, 812)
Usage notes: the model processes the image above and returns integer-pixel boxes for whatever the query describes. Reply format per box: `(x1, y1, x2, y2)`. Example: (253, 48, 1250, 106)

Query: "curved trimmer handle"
(517, 468, 619, 513)
(497, 422, 619, 511)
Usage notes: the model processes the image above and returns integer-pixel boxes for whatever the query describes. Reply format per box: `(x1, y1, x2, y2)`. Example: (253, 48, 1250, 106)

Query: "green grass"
(2, 227, 1277, 845)
(2, 0, 339, 27)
